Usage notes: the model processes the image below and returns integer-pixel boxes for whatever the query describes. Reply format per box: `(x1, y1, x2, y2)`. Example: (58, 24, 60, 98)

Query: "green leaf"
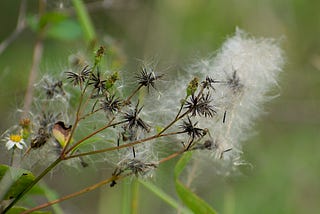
(27, 182, 64, 214)
(38, 182, 64, 214)
(46, 19, 82, 41)
(27, 12, 82, 41)
(6, 206, 50, 214)
(174, 152, 193, 179)
(139, 179, 192, 214)
(0, 164, 35, 201)
(174, 153, 218, 214)
(39, 12, 67, 29)
(27, 12, 67, 33)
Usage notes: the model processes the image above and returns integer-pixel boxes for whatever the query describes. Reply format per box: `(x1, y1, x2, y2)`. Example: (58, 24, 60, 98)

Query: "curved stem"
(65, 131, 185, 160)
(124, 85, 143, 105)
(65, 119, 126, 155)
(157, 109, 190, 136)
(21, 174, 127, 214)
(158, 150, 186, 164)
(22, 150, 188, 213)
(0, 0, 27, 55)
(22, 32, 44, 118)
(3, 157, 62, 213)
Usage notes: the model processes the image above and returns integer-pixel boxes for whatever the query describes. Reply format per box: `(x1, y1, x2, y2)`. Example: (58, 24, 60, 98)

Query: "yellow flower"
(5, 134, 27, 150)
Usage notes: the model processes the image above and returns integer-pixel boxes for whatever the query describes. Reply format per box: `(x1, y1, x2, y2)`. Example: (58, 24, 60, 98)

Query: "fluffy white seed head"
(146, 28, 284, 167)
(202, 28, 284, 160)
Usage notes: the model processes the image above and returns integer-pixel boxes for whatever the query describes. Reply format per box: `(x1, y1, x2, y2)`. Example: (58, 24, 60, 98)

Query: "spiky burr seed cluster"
(2, 29, 284, 181)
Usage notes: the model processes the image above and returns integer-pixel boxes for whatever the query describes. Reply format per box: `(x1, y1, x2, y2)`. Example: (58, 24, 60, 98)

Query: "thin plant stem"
(78, 105, 102, 121)
(21, 174, 129, 214)
(157, 85, 206, 136)
(60, 92, 84, 156)
(65, 131, 185, 160)
(0, 0, 27, 55)
(3, 157, 62, 213)
(64, 119, 127, 155)
(22, 33, 44, 118)
(60, 64, 97, 155)
(21, 150, 188, 213)
(22, 0, 46, 118)
(124, 85, 143, 105)
(10, 148, 15, 166)
(158, 150, 186, 164)
(131, 179, 139, 214)
(157, 110, 190, 136)
(65, 80, 144, 155)
(175, 95, 188, 120)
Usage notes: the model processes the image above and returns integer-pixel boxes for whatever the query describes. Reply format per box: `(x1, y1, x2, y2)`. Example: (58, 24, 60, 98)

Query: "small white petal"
(6, 141, 15, 150)
(16, 143, 23, 150)
(20, 140, 27, 148)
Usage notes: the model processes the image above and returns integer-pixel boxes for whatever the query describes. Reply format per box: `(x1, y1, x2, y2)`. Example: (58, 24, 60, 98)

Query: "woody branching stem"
(22, 147, 190, 214)
(64, 119, 127, 155)
(22, 145, 190, 214)
(21, 173, 129, 214)
(65, 131, 186, 159)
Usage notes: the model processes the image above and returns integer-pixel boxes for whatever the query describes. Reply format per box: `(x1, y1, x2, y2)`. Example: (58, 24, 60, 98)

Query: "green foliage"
(27, 12, 82, 41)
(0, 164, 35, 201)
(139, 179, 192, 214)
(71, 0, 96, 43)
(174, 153, 217, 214)
(6, 207, 50, 214)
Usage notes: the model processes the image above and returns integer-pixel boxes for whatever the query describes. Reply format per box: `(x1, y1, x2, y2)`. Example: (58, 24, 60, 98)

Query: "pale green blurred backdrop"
(0, 0, 319, 213)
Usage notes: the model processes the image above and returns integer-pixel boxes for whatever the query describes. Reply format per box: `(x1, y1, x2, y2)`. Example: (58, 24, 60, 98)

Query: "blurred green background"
(0, 0, 320, 213)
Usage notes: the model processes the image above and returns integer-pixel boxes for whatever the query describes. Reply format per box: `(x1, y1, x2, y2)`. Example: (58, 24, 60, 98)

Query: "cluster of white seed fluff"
(1, 28, 284, 178)
(148, 28, 284, 167)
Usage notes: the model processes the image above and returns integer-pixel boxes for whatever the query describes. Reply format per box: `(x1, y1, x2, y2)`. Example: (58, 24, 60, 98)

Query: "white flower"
(5, 134, 27, 150)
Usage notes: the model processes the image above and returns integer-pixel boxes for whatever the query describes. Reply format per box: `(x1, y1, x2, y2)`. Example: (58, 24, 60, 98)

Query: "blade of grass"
(131, 179, 139, 214)
(39, 182, 64, 214)
(121, 179, 131, 214)
(71, 0, 96, 45)
(174, 152, 217, 214)
(139, 179, 192, 214)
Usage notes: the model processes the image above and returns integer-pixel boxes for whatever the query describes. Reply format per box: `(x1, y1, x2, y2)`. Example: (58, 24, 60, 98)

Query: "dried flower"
(123, 102, 150, 132)
(31, 127, 50, 148)
(185, 93, 216, 117)
(43, 79, 65, 99)
(113, 158, 157, 177)
(180, 117, 205, 140)
(136, 66, 163, 92)
(226, 70, 243, 93)
(39, 112, 60, 129)
(89, 69, 107, 98)
(19, 118, 31, 129)
(65, 65, 91, 87)
(100, 94, 122, 114)
(201, 76, 221, 90)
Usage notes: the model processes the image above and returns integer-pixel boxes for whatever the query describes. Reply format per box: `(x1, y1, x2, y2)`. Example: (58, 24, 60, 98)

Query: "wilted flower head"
(136, 65, 163, 92)
(65, 65, 91, 87)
